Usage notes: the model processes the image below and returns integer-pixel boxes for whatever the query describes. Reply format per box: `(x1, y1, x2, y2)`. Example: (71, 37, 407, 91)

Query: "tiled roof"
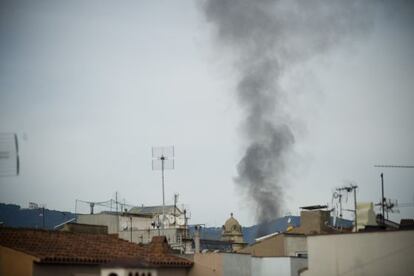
(105, 236, 193, 268)
(143, 236, 191, 266)
(0, 228, 192, 268)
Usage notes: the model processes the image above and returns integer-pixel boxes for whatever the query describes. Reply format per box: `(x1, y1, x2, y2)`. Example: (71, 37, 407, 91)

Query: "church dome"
(222, 213, 244, 245)
(223, 213, 242, 234)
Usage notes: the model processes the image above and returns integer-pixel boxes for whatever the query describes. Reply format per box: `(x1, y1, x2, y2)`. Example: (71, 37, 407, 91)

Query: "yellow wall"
(0, 246, 37, 276)
(239, 235, 285, 257)
(188, 253, 223, 276)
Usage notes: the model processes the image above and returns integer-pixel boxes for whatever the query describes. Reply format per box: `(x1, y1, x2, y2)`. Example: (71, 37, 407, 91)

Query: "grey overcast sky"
(0, 0, 413, 227)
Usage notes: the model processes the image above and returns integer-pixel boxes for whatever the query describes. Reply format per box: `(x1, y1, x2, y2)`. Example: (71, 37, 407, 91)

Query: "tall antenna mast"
(152, 146, 174, 230)
(374, 165, 414, 224)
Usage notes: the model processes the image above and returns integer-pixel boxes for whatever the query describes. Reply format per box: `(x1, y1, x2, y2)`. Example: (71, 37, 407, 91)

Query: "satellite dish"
(176, 216, 185, 226)
(157, 214, 170, 228)
(167, 215, 175, 224)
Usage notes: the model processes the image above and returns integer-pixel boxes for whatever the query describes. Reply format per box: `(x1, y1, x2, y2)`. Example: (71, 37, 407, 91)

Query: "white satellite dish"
(167, 215, 175, 224)
(176, 216, 185, 226)
(157, 214, 170, 228)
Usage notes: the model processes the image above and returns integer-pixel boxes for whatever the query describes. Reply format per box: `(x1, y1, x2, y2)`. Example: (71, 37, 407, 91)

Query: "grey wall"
(252, 257, 291, 276)
(77, 214, 119, 234)
(290, 258, 308, 276)
(222, 253, 251, 276)
(251, 257, 307, 276)
(284, 236, 307, 257)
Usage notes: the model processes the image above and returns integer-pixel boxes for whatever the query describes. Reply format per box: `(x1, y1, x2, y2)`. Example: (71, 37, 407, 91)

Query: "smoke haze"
(203, 0, 377, 229)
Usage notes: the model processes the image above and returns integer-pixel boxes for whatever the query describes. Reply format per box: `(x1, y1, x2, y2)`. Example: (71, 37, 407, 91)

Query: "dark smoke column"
(235, 56, 295, 224)
(202, 0, 376, 230)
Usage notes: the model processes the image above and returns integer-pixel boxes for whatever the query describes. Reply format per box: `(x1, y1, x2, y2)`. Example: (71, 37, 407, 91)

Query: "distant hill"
(0, 203, 75, 229)
(190, 215, 353, 245)
(189, 216, 301, 245)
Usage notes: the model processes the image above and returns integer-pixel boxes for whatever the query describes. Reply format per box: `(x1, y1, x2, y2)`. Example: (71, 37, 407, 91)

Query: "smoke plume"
(202, 0, 376, 230)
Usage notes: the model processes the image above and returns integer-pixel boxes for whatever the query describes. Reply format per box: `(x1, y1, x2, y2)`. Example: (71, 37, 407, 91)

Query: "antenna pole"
(335, 184, 358, 231)
(14, 134, 19, 175)
(353, 187, 357, 232)
(386, 199, 389, 220)
(116, 191, 119, 233)
(130, 216, 133, 242)
(116, 192, 118, 213)
(174, 194, 178, 226)
(161, 155, 165, 230)
(152, 146, 174, 232)
(381, 173, 385, 225)
(339, 194, 342, 220)
(42, 206, 45, 229)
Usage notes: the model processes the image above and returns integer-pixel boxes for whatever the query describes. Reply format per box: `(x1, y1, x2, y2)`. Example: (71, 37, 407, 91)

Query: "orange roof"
(0, 228, 192, 268)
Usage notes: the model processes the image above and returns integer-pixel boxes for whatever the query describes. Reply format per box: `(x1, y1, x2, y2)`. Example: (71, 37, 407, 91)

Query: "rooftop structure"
(76, 204, 189, 252)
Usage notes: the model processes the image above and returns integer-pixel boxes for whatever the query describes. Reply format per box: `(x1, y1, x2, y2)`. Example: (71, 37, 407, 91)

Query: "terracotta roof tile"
(0, 228, 192, 268)
(140, 236, 193, 267)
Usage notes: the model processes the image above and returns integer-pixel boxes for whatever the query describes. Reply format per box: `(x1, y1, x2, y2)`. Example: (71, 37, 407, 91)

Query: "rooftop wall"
(300, 210, 330, 234)
(222, 253, 251, 276)
(240, 234, 307, 257)
(251, 257, 307, 276)
(304, 230, 414, 276)
(77, 213, 119, 233)
(0, 246, 36, 276)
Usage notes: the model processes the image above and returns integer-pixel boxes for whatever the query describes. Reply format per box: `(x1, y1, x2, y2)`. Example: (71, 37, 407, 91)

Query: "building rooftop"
(96, 211, 153, 218)
(0, 227, 192, 268)
(300, 205, 328, 210)
(129, 205, 182, 216)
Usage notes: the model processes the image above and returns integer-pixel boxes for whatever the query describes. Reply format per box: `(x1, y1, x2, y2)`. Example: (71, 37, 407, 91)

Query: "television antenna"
(152, 146, 174, 229)
(332, 182, 358, 229)
(0, 133, 19, 176)
(373, 166, 414, 224)
(336, 183, 358, 231)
